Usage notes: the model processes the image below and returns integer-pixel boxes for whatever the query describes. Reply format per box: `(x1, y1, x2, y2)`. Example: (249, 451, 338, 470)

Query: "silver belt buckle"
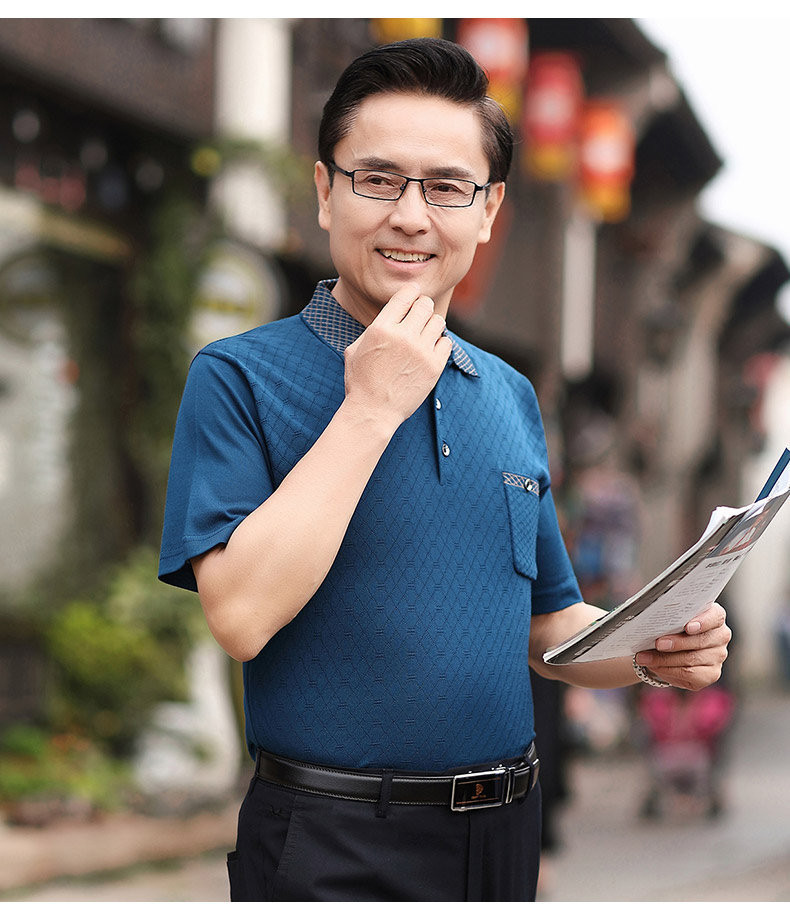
(450, 765, 515, 812)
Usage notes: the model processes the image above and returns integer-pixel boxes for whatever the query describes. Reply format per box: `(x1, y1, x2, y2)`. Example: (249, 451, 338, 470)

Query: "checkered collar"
(301, 279, 479, 377)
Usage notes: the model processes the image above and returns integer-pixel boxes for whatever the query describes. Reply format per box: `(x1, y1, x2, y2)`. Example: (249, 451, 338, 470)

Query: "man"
(159, 37, 730, 901)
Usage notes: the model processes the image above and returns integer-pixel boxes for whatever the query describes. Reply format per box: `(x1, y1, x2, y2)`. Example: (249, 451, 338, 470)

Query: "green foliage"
(0, 723, 50, 759)
(125, 135, 312, 545)
(43, 547, 204, 756)
(191, 137, 315, 204)
(127, 193, 214, 544)
(100, 545, 204, 644)
(0, 726, 132, 811)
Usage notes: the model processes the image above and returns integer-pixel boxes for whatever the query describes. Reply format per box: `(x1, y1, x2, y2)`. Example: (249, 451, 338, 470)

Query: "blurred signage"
(7, 100, 174, 231)
(457, 18, 529, 123)
(577, 100, 635, 223)
(522, 52, 584, 182)
(190, 241, 281, 354)
(371, 19, 443, 42)
(0, 186, 131, 265)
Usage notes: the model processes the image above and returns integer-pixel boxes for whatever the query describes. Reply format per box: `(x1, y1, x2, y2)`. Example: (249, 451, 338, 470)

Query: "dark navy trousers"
(227, 772, 542, 901)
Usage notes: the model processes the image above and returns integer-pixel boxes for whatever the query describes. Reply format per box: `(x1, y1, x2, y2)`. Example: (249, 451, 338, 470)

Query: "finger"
(422, 311, 447, 343)
(372, 283, 422, 325)
(637, 663, 724, 693)
(649, 642, 729, 686)
(656, 622, 732, 655)
(433, 329, 453, 364)
(638, 644, 729, 673)
(647, 662, 725, 692)
(684, 602, 726, 637)
(636, 626, 731, 668)
(399, 294, 436, 331)
(652, 602, 727, 650)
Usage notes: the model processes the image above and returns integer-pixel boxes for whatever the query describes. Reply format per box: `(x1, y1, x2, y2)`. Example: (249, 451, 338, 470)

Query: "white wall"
(211, 18, 292, 250)
(730, 351, 790, 685)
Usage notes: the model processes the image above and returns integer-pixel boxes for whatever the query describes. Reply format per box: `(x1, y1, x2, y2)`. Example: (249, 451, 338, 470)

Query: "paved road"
(17, 852, 230, 902)
(12, 687, 790, 902)
(541, 687, 790, 901)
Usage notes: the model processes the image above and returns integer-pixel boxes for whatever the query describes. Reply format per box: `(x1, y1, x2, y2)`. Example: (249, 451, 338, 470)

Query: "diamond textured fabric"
(159, 282, 581, 771)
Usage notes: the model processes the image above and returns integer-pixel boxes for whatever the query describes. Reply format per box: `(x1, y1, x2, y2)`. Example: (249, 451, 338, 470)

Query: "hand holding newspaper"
(544, 447, 790, 665)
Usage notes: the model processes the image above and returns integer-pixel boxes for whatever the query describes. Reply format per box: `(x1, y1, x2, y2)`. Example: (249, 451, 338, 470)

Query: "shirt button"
(441, 442, 450, 457)
(435, 397, 442, 411)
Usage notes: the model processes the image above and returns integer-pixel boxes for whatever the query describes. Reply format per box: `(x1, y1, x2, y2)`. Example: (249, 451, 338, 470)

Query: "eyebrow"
(354, 156, 479, 181)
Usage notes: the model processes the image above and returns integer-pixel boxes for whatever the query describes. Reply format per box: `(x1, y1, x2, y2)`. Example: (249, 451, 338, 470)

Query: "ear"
(315, 161, 332, 232)
(477, 182, 506, 245)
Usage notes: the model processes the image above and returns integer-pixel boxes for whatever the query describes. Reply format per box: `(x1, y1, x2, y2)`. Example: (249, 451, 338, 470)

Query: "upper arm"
(529, 486, 582, 615)
(158, 351, 273, 590)
(190, 544, 223, 600)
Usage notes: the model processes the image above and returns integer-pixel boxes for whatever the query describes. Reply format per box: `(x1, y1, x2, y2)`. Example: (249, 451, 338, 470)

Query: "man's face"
(315, 91, 505, 325)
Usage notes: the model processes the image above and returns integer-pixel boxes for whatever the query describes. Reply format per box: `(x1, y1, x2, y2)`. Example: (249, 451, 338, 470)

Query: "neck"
(331, 279, 452, 327)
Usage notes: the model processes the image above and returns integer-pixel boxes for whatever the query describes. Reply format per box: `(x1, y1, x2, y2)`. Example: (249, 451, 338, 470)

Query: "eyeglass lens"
(352, 170, 477, 207)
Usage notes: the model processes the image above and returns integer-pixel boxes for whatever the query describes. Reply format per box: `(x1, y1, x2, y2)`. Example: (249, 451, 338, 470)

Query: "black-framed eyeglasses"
(330, 162, 490, 208)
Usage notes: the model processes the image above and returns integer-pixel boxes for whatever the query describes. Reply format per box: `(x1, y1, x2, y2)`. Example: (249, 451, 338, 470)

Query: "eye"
(426, 180, 464, 194)
(359, 171, 401, 189)
(423, 178, 475, 206)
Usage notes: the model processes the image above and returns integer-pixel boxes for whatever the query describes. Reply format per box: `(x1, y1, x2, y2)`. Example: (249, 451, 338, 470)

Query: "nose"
(388, 179, 431, 234)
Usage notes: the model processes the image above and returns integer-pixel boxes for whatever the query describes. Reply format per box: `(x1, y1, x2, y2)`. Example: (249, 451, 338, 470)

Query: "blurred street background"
(3, 685, 789, 902)
(2, 16, 790, 903)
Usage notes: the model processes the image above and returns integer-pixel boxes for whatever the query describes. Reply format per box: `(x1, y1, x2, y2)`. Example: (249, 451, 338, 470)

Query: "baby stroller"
(638, 684, 735, 820)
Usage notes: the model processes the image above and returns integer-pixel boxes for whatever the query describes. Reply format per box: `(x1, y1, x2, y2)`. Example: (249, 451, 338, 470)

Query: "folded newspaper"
(544, 447, 790, 665)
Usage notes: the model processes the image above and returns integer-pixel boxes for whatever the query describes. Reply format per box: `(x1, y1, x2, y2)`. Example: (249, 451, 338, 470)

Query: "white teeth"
(380, 249, 431, 262)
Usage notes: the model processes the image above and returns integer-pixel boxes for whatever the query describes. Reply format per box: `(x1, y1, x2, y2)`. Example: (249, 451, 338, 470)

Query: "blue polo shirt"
(159, 280, 581, 771)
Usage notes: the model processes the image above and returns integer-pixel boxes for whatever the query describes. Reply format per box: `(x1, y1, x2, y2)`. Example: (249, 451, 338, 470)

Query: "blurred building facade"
(1, 17, 788, 736)
(0, 19, 217, 727)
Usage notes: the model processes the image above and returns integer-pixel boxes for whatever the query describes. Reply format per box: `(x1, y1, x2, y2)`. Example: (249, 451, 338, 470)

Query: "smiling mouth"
(379, 249, 433, 263)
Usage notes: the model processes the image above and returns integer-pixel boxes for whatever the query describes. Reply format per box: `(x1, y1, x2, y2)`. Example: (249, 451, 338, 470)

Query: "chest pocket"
(502, 471, 540, 579)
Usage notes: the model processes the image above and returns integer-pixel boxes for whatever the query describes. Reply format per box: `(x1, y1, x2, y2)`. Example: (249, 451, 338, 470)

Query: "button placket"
(433, 383, 451, 477)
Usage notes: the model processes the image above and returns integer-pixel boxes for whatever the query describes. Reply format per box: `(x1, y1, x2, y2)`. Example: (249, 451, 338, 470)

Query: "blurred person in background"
(638, 681, 735, 820)
(159, 37, 731, 902)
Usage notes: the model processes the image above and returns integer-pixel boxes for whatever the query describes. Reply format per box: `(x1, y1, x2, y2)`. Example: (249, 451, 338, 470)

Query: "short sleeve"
(158, 351, 274, 591)
(531, 485, 583, 615)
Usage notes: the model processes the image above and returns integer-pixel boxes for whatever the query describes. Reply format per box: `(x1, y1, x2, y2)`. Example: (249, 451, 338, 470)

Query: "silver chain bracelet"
(632, 654, 673, 688)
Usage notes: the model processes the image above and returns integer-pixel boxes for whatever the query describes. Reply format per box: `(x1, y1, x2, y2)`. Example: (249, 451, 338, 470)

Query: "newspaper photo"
(544, 448, 790, 665)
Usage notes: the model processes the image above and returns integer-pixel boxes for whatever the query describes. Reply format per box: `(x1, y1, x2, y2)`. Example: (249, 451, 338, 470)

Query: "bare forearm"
(194, 399, 394, 661)
(529, 602, 637, 688)
(529, 600, 731, 691)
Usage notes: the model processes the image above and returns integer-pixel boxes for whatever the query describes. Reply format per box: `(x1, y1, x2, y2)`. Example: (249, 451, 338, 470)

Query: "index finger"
(684, 601, 726, 636)
(372, 284, 422, 325)
(655, 602, 726, 647)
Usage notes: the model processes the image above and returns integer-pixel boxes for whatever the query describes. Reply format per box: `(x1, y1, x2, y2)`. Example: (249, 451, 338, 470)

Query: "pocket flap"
(502, 471, 540, 579)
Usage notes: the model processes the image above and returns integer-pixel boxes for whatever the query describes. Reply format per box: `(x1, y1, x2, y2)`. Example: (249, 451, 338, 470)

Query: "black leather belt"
(255, 742, 540, 812)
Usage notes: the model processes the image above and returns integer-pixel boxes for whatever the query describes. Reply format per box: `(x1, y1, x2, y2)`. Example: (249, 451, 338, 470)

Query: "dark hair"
(318, 37, 513, 183)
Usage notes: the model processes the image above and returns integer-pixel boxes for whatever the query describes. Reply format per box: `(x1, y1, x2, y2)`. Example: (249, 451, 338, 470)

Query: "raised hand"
(343, 283, 453, 433)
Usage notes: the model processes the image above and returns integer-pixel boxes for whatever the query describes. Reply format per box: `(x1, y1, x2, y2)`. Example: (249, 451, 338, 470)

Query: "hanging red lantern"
(457, 18, 529, 122)
(577, 100, 635, 222)
(522, 52, 584, 182)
